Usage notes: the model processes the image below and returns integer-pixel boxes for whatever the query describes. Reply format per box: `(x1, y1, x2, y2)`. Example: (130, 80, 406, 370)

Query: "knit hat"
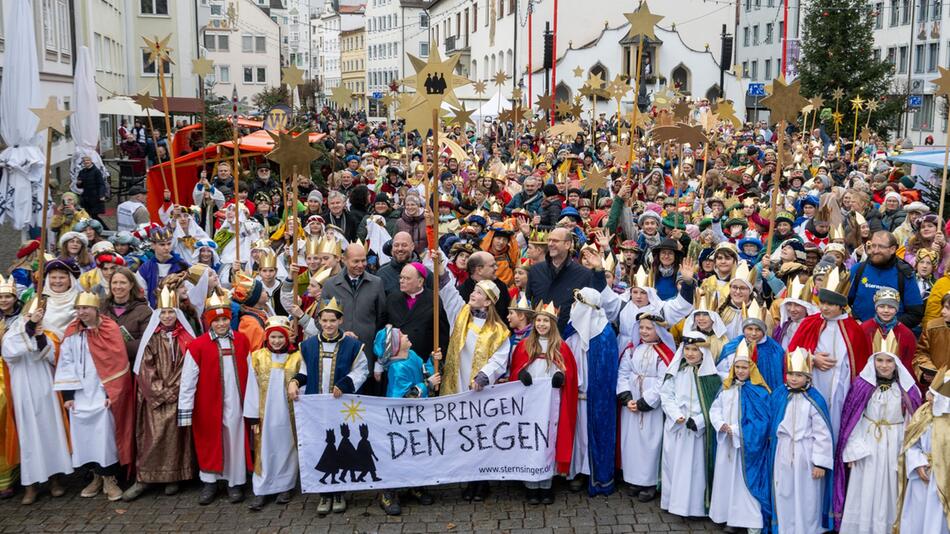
(781, 239, 807, 261)
(308, 190, 323, 203)
(58, 231, 88, 250)
(873, 287, 900, 309)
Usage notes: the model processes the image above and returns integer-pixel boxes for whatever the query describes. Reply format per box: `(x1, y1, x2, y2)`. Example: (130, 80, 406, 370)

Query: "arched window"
(472, 59, 478, 81)
(483, 55, 489, 79)
(506, 49, 513, 76)
(491, 54, 496, 75)
(671, 63, 691, 95)
(555, 82, 572, 103)
(589, 62, 609, 101)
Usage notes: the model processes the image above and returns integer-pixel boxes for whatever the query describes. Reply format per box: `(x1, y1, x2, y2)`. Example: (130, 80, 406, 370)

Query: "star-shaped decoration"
(624, 2, 664, 41)
(607, 75, 632, 101)
(398, 101, 438, 134)
(832, 111, 845, 127)
(282, 64, 305, 88)
(673, 100, 691, 122)
(585, 165, 609, 192)
(652, 86, 675, 110)
(569, 101, 584, 119)
(30, 96, 73, 134)
(866, 99, 880, 112)
(330, 85, 354, 109)
(654, 109, 674, 127)
(448, 103, 476, 128)
(760, 75, 808, 124)
(535, 93, 555, 113)
(572, 66, 585, 78)
(555, 100, 573, 117)
(530, 117, 549, 136)
(472, 80, 488, 95)
(499, 103, 529, 124)
(934, 66, 950, 96)
(611, 143, 632, 166)
(340, 399, 365, 422)
(809, 96, 825, 110)
(585, 72, 605, 91)
(849, 95, 865, 112)
(548, 121, 584, 139)
(265, 129, 321, 173)
(402, 41, 471, 112)
(578, 84, 596, 99)
(191, 57, 214, 77)
(714, 99, 741, 128)
(699, 109, 718, 132)
(142, 34, 174, 66)
(511, 87, 524, 102)
(634, 110, 651, 129)
(831, 87, 845, 102)
(493, 70, 510, 86)
(860, 126, 872, 143)
(381, 93, 397, 108)
(133, 91, 158, 111)
(801, 103, 814, 115)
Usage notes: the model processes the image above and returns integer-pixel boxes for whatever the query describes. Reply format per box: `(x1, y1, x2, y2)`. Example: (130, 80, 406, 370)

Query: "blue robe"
(137, 252, 189, 307)
(767, 385, 834, 532)
(563, 322, 619, 496)
(299, 335, 365, 394)
(654, 271, 677, 301)
(384, 350, 434, 398)
(734, 381, 772, 530)
(719, 336, 785, 391)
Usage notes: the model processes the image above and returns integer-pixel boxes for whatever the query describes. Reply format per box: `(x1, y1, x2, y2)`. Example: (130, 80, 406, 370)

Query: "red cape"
(509, 339, 578, 475)
(788, 313, 871, 379)
(64, 316, 136, 467)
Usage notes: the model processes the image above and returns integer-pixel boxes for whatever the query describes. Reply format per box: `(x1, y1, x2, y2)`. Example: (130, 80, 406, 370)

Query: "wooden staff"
(141, 105, 169, 192)
(36, 129, 54, 297)
(232, 120, 242, 269)
(629, 35, 645, 165)
(430, 109, 442, 386)
(155, 49, 180, 203)
(198, 75, 209, 179)
(290, 168, 299, 301)
(766, 121, 786, 257)
(941, 125, 950, 218)
(850, 105, 861, 162)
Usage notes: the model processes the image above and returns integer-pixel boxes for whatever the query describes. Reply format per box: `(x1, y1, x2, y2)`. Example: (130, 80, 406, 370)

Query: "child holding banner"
(509, 302, 578, 505)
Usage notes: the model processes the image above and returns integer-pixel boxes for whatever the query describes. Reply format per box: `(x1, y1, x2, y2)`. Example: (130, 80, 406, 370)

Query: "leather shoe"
(122, 481, 150, 502)
(275, 491, 292, 505)
(164, 483, 179, 496)
(637, 487, 658, 502)
(21, 485, 37, 505)
(227, 485, 244, 504)
(379, 491, 401, 516)
(198, 483, 217, 505)
(408, 487, 433, 505)
(247, 495, 265, 511)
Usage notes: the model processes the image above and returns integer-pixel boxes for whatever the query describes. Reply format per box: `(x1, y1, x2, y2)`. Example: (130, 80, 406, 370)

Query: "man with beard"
(376, 232, 430, 295)
(847, 230, 922, 327)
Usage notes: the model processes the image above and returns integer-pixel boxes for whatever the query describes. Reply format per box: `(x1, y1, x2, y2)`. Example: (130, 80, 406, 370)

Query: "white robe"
(600, 286, 692, 350)
(777, 318, 803, 350)
(900, 426, 950, 534)
(659, 366, 708, 518)
(565, 332, 590, 478)
(617, 343, 667, 486)
(439, 278, 510, 392)
(813, 316, 852, 438)
(708, 385, 763, 529)
(53, 330, 118, 469)
(179, 337, 247, 486)
(243, 352, 298, 495)
(1, 319, 73, 484)
(840, 386, 906, 534)
(772, 393, 834, 534)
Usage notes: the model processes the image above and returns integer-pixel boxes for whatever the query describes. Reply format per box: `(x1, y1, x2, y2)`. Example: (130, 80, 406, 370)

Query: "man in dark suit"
(458, 251, 510, 325)
(384, 262, 449, 363)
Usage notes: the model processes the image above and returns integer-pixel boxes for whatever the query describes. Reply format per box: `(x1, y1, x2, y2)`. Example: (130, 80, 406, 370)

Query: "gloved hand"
(551, 371, 565, 389)
(686, 417, 697, 431)
(473, 372, 490, 389)
(518, 368, 533, 386)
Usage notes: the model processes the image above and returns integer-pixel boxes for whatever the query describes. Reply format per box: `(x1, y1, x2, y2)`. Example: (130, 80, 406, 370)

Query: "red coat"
(859, 320, 918, 377)
(789, 313, 871, 380)
(184, 332, 253, 474)
(508, 339, 578, 474)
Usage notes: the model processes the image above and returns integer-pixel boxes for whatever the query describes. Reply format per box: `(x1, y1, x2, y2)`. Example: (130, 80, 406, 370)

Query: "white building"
(203, 0, 282, 105)
(735, 0, 802, 122)
(285, 0, 316, 80)
(364, 0, 431, 119)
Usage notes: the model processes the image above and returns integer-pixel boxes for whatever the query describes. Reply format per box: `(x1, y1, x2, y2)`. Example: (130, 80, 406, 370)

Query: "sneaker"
(198, 483, 217, 505)
(275, 491, 292, 505)
(122, 481, 150, 502)
(408, 487, 434, 505)
(20, 485, 37, 506)
(80, 475, 103, 498)
(227, 485, 244, 504)
(332, 493, 346, 513)
(316, 496, 332, 515)
(247, 495, 266, 512)
(164, 483, 179, 496)
(379, 491, 401, 516)
(102, 476, 123, 501)
(525, 488, 540, 505)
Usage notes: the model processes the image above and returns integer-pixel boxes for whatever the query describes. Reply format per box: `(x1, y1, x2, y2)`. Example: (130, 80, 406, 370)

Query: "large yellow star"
(191, 57, 214, 77)
(282, 64, 305, 88)
(402, 41, 471, 112)
(653, 86, 675, 110)
(850, 95, 865, 112)
(760, 75, 808, 124)
(555, 100, 573, 117)
(535, 93, 555, 113)
(339, 399, 365, 422)
(584, 165, 609, 191)
(933, 66, 950, 96)
(585, 72, 605, 91)
(330, 85, 354, 109)
(142, 34, 174, 65)
(608, 75, 632, 101)
(809, 96, 825, 110)
(548, 121, 584, 139)
(265, 129, 322, 174)
(381, 93, 397, 108)
(624, 2, 664, 41)
(30, 96, 73, 134)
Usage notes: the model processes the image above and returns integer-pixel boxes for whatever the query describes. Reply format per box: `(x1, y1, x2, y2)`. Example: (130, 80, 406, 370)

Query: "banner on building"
(296, 380, 560, 493)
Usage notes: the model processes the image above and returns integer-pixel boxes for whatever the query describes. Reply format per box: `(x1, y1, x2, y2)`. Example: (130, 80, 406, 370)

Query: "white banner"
(296, 380, 560, 492)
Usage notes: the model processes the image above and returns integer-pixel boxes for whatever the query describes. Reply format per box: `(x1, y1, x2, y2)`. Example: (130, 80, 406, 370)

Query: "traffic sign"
(908, 95, 923, 108)
(747, 83, 766, 97)
(372, 92, 384, 100)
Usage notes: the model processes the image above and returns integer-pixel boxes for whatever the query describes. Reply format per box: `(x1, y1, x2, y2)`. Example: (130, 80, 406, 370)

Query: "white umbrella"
(98, 96, 163, 117)
(0, 0, 45, 232)
(70, 45, 109, 195)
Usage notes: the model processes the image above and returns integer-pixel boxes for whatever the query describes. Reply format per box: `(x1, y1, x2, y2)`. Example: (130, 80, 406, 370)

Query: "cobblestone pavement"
(0, 475, 725, 533)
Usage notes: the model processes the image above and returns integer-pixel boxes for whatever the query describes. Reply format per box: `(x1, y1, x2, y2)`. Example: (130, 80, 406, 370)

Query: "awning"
(152, 97, 204, 114)
(98, 96, 163, 116)
(888, 149, 948, 168)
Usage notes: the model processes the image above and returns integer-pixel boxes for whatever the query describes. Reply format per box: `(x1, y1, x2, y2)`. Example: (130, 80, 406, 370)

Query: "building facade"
(364, 0, 431, 119)
(341, 26, 367, 109)
(203, 0, 281, 105)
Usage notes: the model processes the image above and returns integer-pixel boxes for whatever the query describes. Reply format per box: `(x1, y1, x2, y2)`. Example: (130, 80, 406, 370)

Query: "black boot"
(541, 488, 554, 505)
(198, 483, 217, 506)
(525, 487, 540, 505)
(247, 494, 266, 511)
(637, 487, 657, 502)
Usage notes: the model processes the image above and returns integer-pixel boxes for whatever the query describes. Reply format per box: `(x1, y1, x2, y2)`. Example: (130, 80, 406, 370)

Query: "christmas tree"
(798, 0, 900, 136)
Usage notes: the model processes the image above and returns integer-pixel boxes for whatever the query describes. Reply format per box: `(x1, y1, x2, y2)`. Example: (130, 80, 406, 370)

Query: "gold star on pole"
(623, 2, 664, 41)
(809, 96, 825, 110)
(579, 84, 596, 99)
(492, 70, 510, 86)
(402, 41, 471, 114)
(265, 129, 321, 173)
(555, 100, 573, 117)
(330, 85, 354, 109)
(569, 101, 584, 118)
(832, 111, 845, 127)
(850, 95, 865, 112)
(530, 117, 549, 136)
(866, 99, 880, 112)
(673, 100, 691, 122)
(760, 75, 808, 124)
(608, 75, 632, 101)
(448, 103, 476, 128)
(585, 72, 605, 91)
(133, 91, 158, 111)
(653, 86, 675, 110)
(933, 66, 950, 96)
(860, 126, 872, 143)
(191, 57, 214, 77)
(713, 99, 741, 128)
(572, 66, 585, 78)
(511, 87, 524, 102)
(535, 93, 555, 113)
(611, 143, 632, 165)
(30, 96, 73, 134)
(548, 121, 584, 139)
(381, 93, 397, 108)
(584, 165, 609, 192)
(473, 80, 488, 96)
(142, 34, 174, 65)
(831, 87, 845, 102)
(282, 64, 305, 88)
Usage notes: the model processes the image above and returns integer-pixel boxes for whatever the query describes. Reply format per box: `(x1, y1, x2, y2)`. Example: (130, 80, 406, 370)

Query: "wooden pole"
(232, 95, 242, 268)
(290, 167, 299, 301)
(941, 128, 950, 219)
(430, 109, 442, 381)
(155, 50, 180, 203)
(628, 39, 644, 165)
(199, 75, 208, 178)
(766, 121, 786, 257)
(850, 111, 860, 162)
(36, 129, 54, 297)
(142, 106, 169, 192)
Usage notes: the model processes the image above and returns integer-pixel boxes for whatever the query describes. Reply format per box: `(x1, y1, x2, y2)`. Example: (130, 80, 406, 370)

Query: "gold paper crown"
(231, 270, 258, 302)
(735, 337, 751, 363)
(787, 276, 809, 301)
(872, 329, 900, 356)
(694, 290, 719, 312)
(854, 211, 867, 226)
(873, 287, 900, 304)
(743, 299, 766, 321)
(489, 201, 503, 214)
(534, 301, 559, 320)
(475, 279, 500, 303)
(351, 238, 366, 250)
(727, 208, 744, 221)
(75, 291, 100, 308)
(305, 237, 322, 257)
(258, 251, 278, 270)
(187, 263, 209, 285)
(265, 315, 292, 331)
(317, 238, 343, 257)
(630, 265, 653, 289)
(510, 293, 534, 313)
(157, 286, 178, 309)
(0, 275, 16, 296)
(603, 253, 616, 274)
(830, 224, 845, 241)
(528, 229, 548, 245)
(312, 267, 332, 286)
(251, 239, 271, 252)
(205, 292, 231, 312)
(786, 347, 813, 374)
(733, 261, 756, 286)
(823, 267, 846, 294)
(319, 296, 344, 315)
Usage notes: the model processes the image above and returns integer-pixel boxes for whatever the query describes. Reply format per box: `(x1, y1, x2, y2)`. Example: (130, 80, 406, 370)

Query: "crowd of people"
(1, 104, 949, 534)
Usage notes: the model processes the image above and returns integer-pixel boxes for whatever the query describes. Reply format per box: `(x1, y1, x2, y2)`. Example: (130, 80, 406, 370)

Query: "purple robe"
(831, 377, 922, 530)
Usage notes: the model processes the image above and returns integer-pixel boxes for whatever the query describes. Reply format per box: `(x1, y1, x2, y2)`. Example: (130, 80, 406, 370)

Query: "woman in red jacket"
(508, 302, 578, 505)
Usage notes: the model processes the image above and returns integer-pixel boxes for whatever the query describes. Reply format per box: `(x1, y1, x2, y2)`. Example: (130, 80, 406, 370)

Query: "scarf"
(875, 316, 898, 335)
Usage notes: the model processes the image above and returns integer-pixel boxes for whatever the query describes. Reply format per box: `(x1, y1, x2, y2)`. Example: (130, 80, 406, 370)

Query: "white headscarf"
(779, 297, 819, 324)
(568, 287, 609, 352)
(42, 277, 79, 339)
(682, 309, 727, 339)
(627, 314, 676, 351)
(133, 306, 196, 374)
(858, 350, 916, 392)
(665, 331, 718, 378)
(366, 215, 392, 265)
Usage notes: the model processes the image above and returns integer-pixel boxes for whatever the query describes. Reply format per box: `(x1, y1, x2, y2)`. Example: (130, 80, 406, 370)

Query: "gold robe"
(441, 305, 509, 396)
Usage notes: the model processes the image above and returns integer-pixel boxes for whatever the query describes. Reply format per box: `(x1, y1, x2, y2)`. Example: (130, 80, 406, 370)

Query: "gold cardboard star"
(473, 80, 488, 95)
(585, 166, 609, 191)
(655, 109, 674, 127)
(133, 91, 158, 111)
(673, 100, 691, 122)
(934, 66, 950, 96)
(30, 96, 73, 134)
(191, 57, 214, 77)
(585, 72, 605, 91)
(760, 75, 808, 124)
(608, 75, 632, 101)
(512, 87, 524, 102)
(330, 85, 354, 109)
(653, 86, 675, 110)
(634, 111, 651, 129)
(548, 121, 584, 139)
(530, 117, 549, 136)
(624, 2, 663, 41)
(699, 109, 718, 132)
(850, 95, 865, 112)
(499, 103, 528, 124)
(569, 101, 584, 118)
(832, 111, 845, 127)
(265, 129, 321, 173)
(492, 70, 510, 86)
(536, 93, 555, 112)
(831, 87, 845, 102)
(572, 66, 584, 78)
(866, 99, 880, 112)
(579, 84, 596, 99)
(398, 100, 437, 134)
(714, 99, 741, 128)
(809, 96, 825, 110)
(860, 126, 872, 143)
(448, 103, 476, 128)
(555, 100, 573, 117)
(801, 104, 814, 115)
(282, 64, 305, 88)
(142, 34, 174, 66)
(402, 41, 471, 112)
(381, 93, 397, 108)
(611, 143, 632, 166)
